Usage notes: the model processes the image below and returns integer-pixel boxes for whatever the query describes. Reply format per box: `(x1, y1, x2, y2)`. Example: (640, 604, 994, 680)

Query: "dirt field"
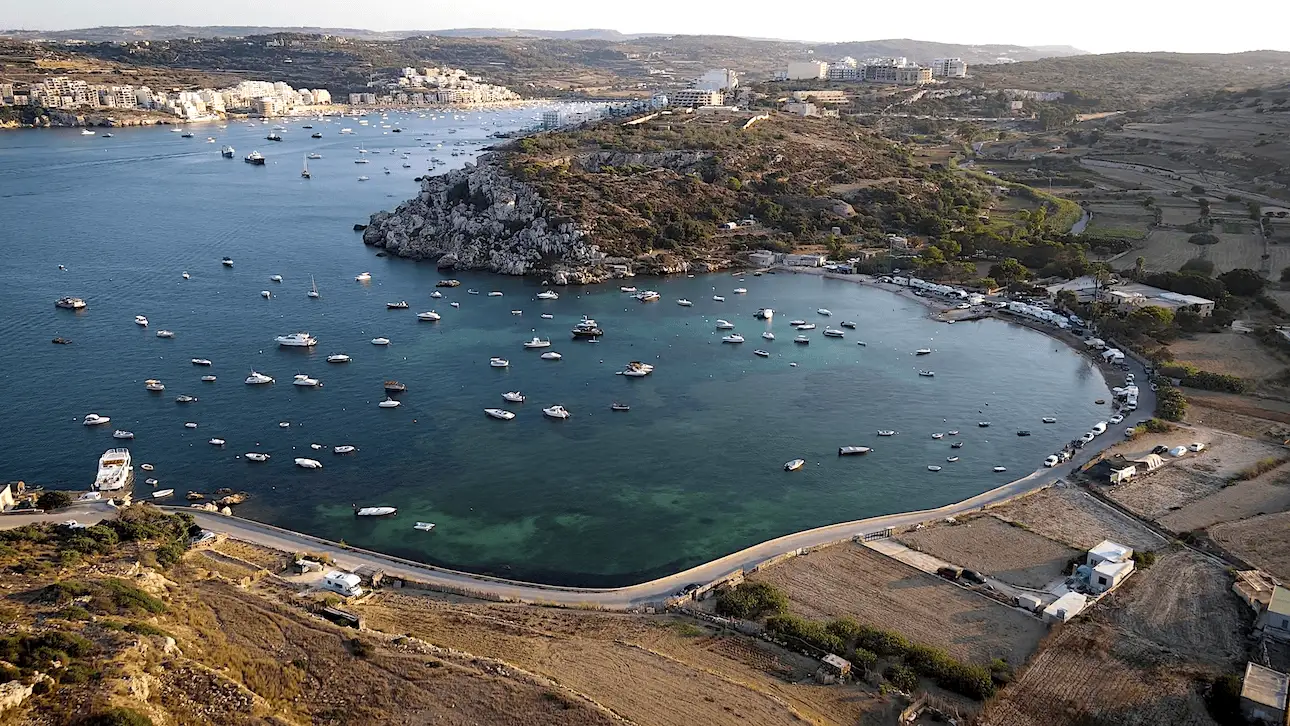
(1160, 462, 1290, 532)
(1212, 510, 1290, 582)
(749, 542, 1047, 665)
(1084, 202, 1155, 237)
(1169, 331, 1288, 381)
(987, 485, 1165, 551)
(1136, 227, 1273, 274)
(898, 515, 1079, 589)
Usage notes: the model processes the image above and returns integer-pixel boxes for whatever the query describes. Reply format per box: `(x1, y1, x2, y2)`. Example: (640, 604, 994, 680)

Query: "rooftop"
(1043, 591, 1089, 615)
(1093, 559, 1134, 579)
(1269, 585, 1290, 617)
(1242, 662, 1290, 711)
(324, 571, 361, 587)
(1089, 539, 1133, 563)
(820, 653, 850, 670)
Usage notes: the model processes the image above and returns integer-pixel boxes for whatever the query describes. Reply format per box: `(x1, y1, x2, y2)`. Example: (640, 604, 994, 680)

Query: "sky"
(5, 0, 1289, 54)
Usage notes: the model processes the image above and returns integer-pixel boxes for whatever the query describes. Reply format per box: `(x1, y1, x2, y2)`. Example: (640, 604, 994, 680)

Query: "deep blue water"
(0, 109, 1110, 586)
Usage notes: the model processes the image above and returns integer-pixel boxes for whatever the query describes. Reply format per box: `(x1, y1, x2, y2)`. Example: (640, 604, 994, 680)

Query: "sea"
(0, 107, 1110, 586)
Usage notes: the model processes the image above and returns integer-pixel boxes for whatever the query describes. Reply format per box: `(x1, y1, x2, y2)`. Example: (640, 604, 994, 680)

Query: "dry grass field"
(1211, 510, 1290, 582)
(1135, 228, 1273, 274)
(1169, 331, 1288, 381)
(1084, 202, 1155, 237)
(1160, 462, 1290, 532)
(749, 542, 1047, 665)
(898, 515, 1080, 589)
(987, 485, 1164, 551)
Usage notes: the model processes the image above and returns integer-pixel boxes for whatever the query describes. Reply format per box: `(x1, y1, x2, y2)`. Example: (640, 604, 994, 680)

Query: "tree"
(852, 648, 878, 675)
(920, 245, 946, 267)
(989, 258, 1030, 285)
(1217, 268, 1266, 297)
(1055, 290, 1079, 312)
(1188, 232, 1219, 246)
(1127, 306, 1176, 340)
(37, 491, 72, 511)
(883, 664, 919, 692)
(1133, 256, 1146, 280)
(1181, 258, 1215, 277)
(714, 582, 788, 619)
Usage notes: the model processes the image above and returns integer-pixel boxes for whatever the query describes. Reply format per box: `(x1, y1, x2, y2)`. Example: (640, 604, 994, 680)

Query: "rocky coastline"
(0, 109, 181, 129)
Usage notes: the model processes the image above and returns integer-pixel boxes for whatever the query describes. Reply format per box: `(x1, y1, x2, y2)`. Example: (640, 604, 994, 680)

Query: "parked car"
(1109, 414, 1125, 424)
(937, 566, 963, 581)
(1152, 445, 1170, 455)
(1188, 442, 1207, 452)
(961, 569, 987, 585)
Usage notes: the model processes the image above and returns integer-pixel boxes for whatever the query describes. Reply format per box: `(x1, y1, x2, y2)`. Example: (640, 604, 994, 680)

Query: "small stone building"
(1241, 662, 1289, 724)
(1258, 586, 1290, 642)
(815, 654, 851, 683)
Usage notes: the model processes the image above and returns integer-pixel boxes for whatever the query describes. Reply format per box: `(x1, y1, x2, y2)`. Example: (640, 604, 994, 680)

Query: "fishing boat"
(244, 151, 265, 165)
(221, 257, 233, 267)
(175, 395, 198, 403)
(918, 371, 935, 377)
(542, 405, 571, 419)
(55, 296, 87, 310)
(754, 308, 773, 320)
(931, 433, 944, 439)
(784, 459, 805, 471)
(817, 308, 832, 316)
(794, 323, 816, 330)
(713, 295, 725, 302)
(295, 458, 324, 469)
(386, 301, 409, 309)
(266, 132, 282, 141)
(838, 446, 871, 456)
(208, 438, 225, 446)
(355, 506, 396, 517)
(484, 408, 516, 420)
(611, 403, 630, 411)
(221, 145, 235, 158)
(384, 380, 406, 392)
(733, 288, 748, 294)
(1017, 430, 1031, 436)
(676, 299, 693, 306)
(113, 430, 134, 440)
(993, 466, 1008, 473)
(762, 332, 775, 340)
(947, 456, 960, 463)
(1042, 417, 1057, 424)
(537, 290, 559, 300)
(327, 354, 351, 363)
(950, 442, 964, 449)
(145, 379, 165, 392)
(823, 328, 844, 338)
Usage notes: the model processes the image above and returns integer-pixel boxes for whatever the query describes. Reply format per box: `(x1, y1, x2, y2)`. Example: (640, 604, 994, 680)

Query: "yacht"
(244, 151, 265, 165)
(542, 405, 571, 420)
(300, 156, 310, 179)
(733, 288, 748, 294)
(417, 311, 441, 321)
(295, 458, 324, 469)
(490, 357, 509, 368)
(276, 332, 317, 347)
(245, 371, 274, 385)
(915, 349, 932, 356)
(634, 291, 660, 302)
(184, 422, 198, 429)
(430, 290, 443, 298)
(762, 331, 775, 340)
(838, 446, 872, 455)
(191, 358, 213, 366)
(94, 448, 133, 491)
(993, 466, 1008, 473)
(715, 319, 735, 330)
(175, 395, 197, 403)
(794, 335, 810, 344)
(488, 291, 504, 297)
(208, 438, 225, 446)
(978, 421, 991, 427)
(794, 323, 816, 331)
(83, 413, 111, 426)
(182, 272, 190, 279)
(112, 430, 134, 440)
(333, 445, 358, 454)
(357, 176, 369, 182)
(222, 257, 234, 267)
(308, 277, 320, 298)
(817, 309, 832, 316)
(877, 430, 896, 437)
(201, 375, 217, 382)
(620, 361, 654, 377)
(292, 374, 321, 387)
(266, 132, 282, 141)
(484, 408, 516, 420)
(537, 290, 559, 300)
(676, 299, 693, 306)
(754, 349, 770, 357)
(784, 458, 805, 471)
(931, 432, 945, 440)
(524, 337, 551, 349)
(270, 274, 283, 283)
(220, 145, 235, 158)
(540, 351, 562, 360)
(450, 302, 460, 308)
(355, 506, 396, 517)
(370, 337, 390, 345)
(721, 334, 745, 344)
(156, 330, 175, 338)
(56, 297, 87, 310)
(145, 379, 165, 392)
(918, 370, 935, 377)
(135, 315, 149, 327)
(377, 398, 401, 408)
(414, 522, 436, 531)
(541, 313, 554, 319)
(355, 272, 372, 282)
(387, 301, 410, 310)
(754, 308, 773, 320)
(327, 354, 351, 363)
(503, 391, 526, 403)
(823, 328, 844, 338)
(312, 133, 323, 139)
(620, 286, 637, 293)
(244, 452, 270, 462)
(571, 316, 603, 339)
(713, 295, 725, 302)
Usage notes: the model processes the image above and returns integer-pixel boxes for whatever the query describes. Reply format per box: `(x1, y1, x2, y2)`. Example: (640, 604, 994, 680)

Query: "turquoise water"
(0, 111, 1110, 586)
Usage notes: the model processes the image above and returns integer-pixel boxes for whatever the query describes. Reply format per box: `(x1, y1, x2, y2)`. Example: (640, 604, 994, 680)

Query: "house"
(784, 254, 826, 267)
(0, 481, 22, 511)
(1090, 559, 1134, 594)
(1241, 662, 1290, 724)
(1042, 592, 1088, 623)
(1234, 570, 1278, 613)
(1088, 540, 1134, 567)
(816, 653, 852, 683)
(321, 570, 363, 597)
(1258, 586, 1290, 642)
(748, 251, 776, 267)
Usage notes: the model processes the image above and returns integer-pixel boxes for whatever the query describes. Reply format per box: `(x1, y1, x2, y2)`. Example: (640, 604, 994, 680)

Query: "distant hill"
(812, 38, 1086, 65)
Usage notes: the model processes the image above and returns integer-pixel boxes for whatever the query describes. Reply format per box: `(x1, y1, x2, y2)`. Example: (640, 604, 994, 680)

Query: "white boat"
(468, 289, 480, 295)
(295, 458, 324, 469)
(450, 302, 460, 308)
(184, 422, 198, 429)
(788, 320, 806, 326)
(543, 405, 571, 419)
(276, 332, 318, 347)
(387, 300, 409, 309)
(112, 430, 134, 440)
(838, 446, 872, 455)
(293, 374, 321, 387)
(1042, 417, 1057, 424)
(877, 430, 896, 436)
(677, 299, 693, 306)
(919, 371, 935, 377)
(794, 335, 810, 344)
(135, 315, 149, 327)
(378, 398, 401, 408)
(537, 290, 559, 300)
(484, 408, 516, 420)
(817, 309, 832, 316)
(83, 413, 111, 426)
(182, 272, 190, 279)
(414, 522, 436, 531)
(947, 456, 960, 463)
(620, 361, 654, 377)
(94, 448, 133, 491)
(823, 328, 844, 338)
(503, 391, 525, 402)
(308, 277, 320, 298)
(541, 313, 554, 319)
(81, 129, 96, 135)
(490, 357, 509, 368)
(201, 375, 217, 382)
(993, 466, 1008, 473)
(488, 291, 503, 297)
(371, 337, 390, 346)
(762, 331, 775, 340)
(333, 445, 357, 454)
(620, 286, 637, 293)
(355, 272, 372, 282)
(721, 334, 745, 343)
(175, 394, 197, 403)
(245, 371, 274, 385)
(327, 354, 351, 363)
(734, 288, 748, 294)
(755, 308, 773, 320)
(713, 295, 725, 302)
(715, 320, 735, 330)
(139, 463, 154, 471)
(154, 329, 178, 339)
(540, 351, 562, 360)
(355, 506, 396, 517)
(244, 452, 270, 462)
(208, 438, 225, 446)
(635, 291, 660, 302)
(270, 274, 283, 283)
(524, 337, 551, 349)
(794, 323, 816, 330)
(417, 311, 442, 321)
(152, 489, 174, 499)
(928, 465, 942, 472)
(754, 349, 770, 357)
(915, 349, 932, 356)
(191, 358, 212, 366)
(931, 433, 945, 440)
(260, 291, 272, 299)
(784, 458, 805, 471)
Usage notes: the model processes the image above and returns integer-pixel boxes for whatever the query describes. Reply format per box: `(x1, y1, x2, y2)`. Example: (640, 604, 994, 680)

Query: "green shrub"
(102, 579, 166, 614)
(59, 606, 92, 621)
(856, 626, 909, 657)
(154, 541, 187, 569)
(58, 662, 99, 684)
(124, 622, 172, 639)
(1231, 456, 1290, 482)
(1131, 551, 1157, 569)
(36, 491, 73, 511)
(1155, 386, 1188, 421)
(902, 643, 996, 700)
(852, 647, 878, 674)
(883, 663, 919, 692)
(0, 663, 20, 684)
(76, 707, 154, 726)
(349, 637, 372, 659)
(714, 581, 788, 619)
(764, 614, 848, 656)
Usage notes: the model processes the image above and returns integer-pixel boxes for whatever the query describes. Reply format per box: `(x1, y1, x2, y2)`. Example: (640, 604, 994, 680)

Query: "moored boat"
(191, 358, 213, 366)
(540, 351, 563, 360)
(327, 354, 351, 363)
(384, 380, 407, 392)
(83, 413, 111, 426)
(113, 430, 134, 440)
(542, 405, 571, 419)
(838, 446, 871, 455)
(503, 391, 525, 403)
(754, 349, 770, 357)
(371, 337, 390, 346)
(145, 379, 165, 392)
(295, 458, 323, 469)
(355, 506, 396, 517)
(676, 299, 693, 306)
(94, 448, 133, 491)
(276, 332, 317, 347)
(523, 337, 551, 349)
(721, 334, 745, 344)
(784, 458, 805, 471)
(823, 328, 844, 338)
(754, 308, 773, 320)
(537, 290, 559, 300)
(244, 452, 270, 462)
(333, 445, 358, 454)
(378, 398, 401, 408)
(484, 408, 516, 420)
(490, 357, 509, 368)
(245, 371, 274, 385)
(55, 296, 87, 310)
(386, 301, 409, 309)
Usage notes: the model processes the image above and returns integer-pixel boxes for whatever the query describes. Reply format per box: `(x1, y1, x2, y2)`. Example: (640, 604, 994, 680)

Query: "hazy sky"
(5, 0, 1289, 54)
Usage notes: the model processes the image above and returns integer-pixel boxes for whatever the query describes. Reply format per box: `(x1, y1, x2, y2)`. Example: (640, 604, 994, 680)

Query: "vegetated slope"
(0, 39, 241, 89)
(971, 51, 1290, 109)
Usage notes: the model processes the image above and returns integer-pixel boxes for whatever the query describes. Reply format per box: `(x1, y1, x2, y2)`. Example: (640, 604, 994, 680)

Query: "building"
(816, 654, 852, 683)
(1104, 455, 1137, 484)
(1241, 663, 1290, 724)
(670, 89, 723, 108)
(790, 90, 847, 104)
(784, 61, 828, 80)
(541, 110, 562, 130)
(1042, 592, 1088, 623)
(321, 571, 363, 597)
(782, 101, 818, 117)
(748, 251, 776, 267)
(1090, 559, 1134, 594)
(1258, 586, 1290, 641)
(1087, 540, 1133, 567)
(930, 58, 969, 78)
(1234, 570, 1278, 613)
(694, 68, 739, 92)
(897, 67, 933, 85)
(649, 92, 669, 109)
(0, 481, 22, 510)
(784, 254, 827, 267)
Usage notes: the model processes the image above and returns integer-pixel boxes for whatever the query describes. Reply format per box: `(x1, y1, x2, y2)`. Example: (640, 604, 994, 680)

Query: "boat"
(208, 438, 225, 446)
(721, 334, 745, 344)
(295, 458, 324, 469)
(537, 290, 559, 300)
(1016, 430, 1031, 437)
(244, 452, 270, 462)
(524, 337, 551, 349)
(436, 279, 461, 287)
(677, 299, 693, 306)
(817, 308, 832, 316)
(754, 308, 773, 320)
(634, 291, 660, 302)
(503, 391, 525, 403)
(112, 430, 134, 440)
(794, 323, 816, 331)
(993, 466, 1008, 473)
(611, 403, 631, 411)
(384, 380, 406, 392)
(180, 130, 195, 138)
(823, 328, 844, 338)
(94, 449, 133, 491)
(101, 133, 112, 137)
(918, 371, 935, 377)
(355, 272, 372, 282)
(308, 152, 322, 159)
(540, 313, 554, 319)
(292, 374, 321, 387)
(144, 478, 159, 486)
(484, 408, 516, 420)
(490, 357, 509, 368)
(52, 337, 71, 345)
(311, 133, 323, 139)
(81, 129, 96, 136)
(542, 405, 571, 419)
(715, 319, 735, 330)
(357, 175, 370, 181)
(152, 489, 174, 499)
(488, 291, 504, 297)
(333, 445, 357, 454)
(260, 290, 272, 299)
(221, 145, 235, 158)
(1042, 417, 1057, 424)
(156, 330, 175, 338)
(540, 351, 562, 360)
(355, 506, 396, 517)
(620, 286, 637, 293)
(244, 151, 265, 165)
(841, 321, 857, 329)
(221, 257, 233, 267)
(931, 433, 944, 439)
(754, 349, 770, 357)
(55, 297, 87, 310)
(182, 272, 190, 279)
(83, 413, 111, 426)
(784, 459, 805, 471)
(928, 465, 942, 472)
(245, 371, 274, 385)
(838, 446, 872, 456)
(794, 335, 810, 344)
(135, 315, 149, 327)
(915, 349, 932, 356)
(788, 320, 806, 326)
(310, 444, 322, 450)
(378, 397, 402, 408)
(948, 430, 959, 436)
(386, 301, 410, 309)
(266, 132, 282, 141)
(620, 361, 654, 377)
(301, 156, 311, 179)
(430, 291, 443, 299)
(713, 295, 725, 302)
(450, 302, 460, 308)
(370, 337, 390, 346)
(978, 422, 990, 427)
(734, 288, 748, 295)
(950, 442, 964, 449)
(145, 379, 165, 392)
(947, 456, 960, 463)
(327, 354, 351, 363)
(414, 522, 436, 531)
(175, 395, 197, 403)
(191, 358, 213, 366)
(184, 422, 198, 429)
(877, 430, 896, 437)
(571, 316, 603, 339)
(762, 332, 775, 340)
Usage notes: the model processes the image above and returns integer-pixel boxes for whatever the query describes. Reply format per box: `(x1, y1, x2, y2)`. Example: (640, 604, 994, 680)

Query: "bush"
(903, 643, 996, 700)
(1131, 551, 1158, 569)
(1217, 268, 1266, 297)
(714, 581, 788, 619)
(102, 579, 166, 614)
(1188, 232, 1219, 245)
(349, 637, 372, 659)
(1231, 456, 1290, 482)
(77, 708, 154, 726)
(764, 614, 847, 656)
(1155, 385, 1188, 421)
(852, 647, 878, 674)
(154, 540, 186, 569)
(1180, 257, 1215, 277)
(58, 662, 99, 684)
(59, 606, 92, 621)
(1141, 418, 1174, 433)
(36, 491, 73, 511)
(856, 626, 909, 657)
(883, 663, 919, 692)
(124, 622, 172, 638)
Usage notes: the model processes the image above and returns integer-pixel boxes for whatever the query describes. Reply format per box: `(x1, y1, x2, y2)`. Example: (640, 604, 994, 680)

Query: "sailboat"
(307, 276, 320, 299)
(301, 155, 311, 179)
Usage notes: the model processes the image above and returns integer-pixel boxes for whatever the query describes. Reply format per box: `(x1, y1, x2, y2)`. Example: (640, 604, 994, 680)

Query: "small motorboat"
(762, 331, 775, 340)
(490, 357, 509, 368)
(950, 441, 964, 449)
(537, 290, 559, 300)
(221, 257, 234, 267)
(295, 458, 323, 469)
(721, 334, 745, 344)
(430, 291, 444, 298)
(1042, 417, 1057, 424)
(333, 445, 358, 454)
(355, 506, 396, 517)
(541, 313, 554, 319)
(540, 351, 563, 360)
(175, 395, 198, 403)
(978, 422, 991, 428)
(83, 413, 110, 426)
(918, 371, 935, 377)
(384, 381, 407, 392)
(754, 349, 770, 357)
(488, 291, 503, 297)
(182, 272, 190, 279)
(310, 444, 322, 450)
(1016, 430, 1032, 437)
(794, 323, 816, 331)
(823, 328, 844, 338)
(993, 466, 1008, 473)
(260, 291, 272, 299)
(152, 489, 174, 499)
(788, 320, 806, 326)
(927, 465, 942, 472)
(840, 321, 857, 329)
(450, 302, 460, 308)
(947, 456, 960, 463)
(144, 478, 159, 486)
(677, 299, 693, 306)
(371, 337, 390, 345)
(145, 379, 165, 392)
(184, 422, 198, 429)
(484, 408, 516, 420)
(52, 337, 71, 345)
(208, 438, 225, 446)
(524, 337, 551, 349)
(915, 349, 932, 356)
(715, 319, 735, 330)
(113, 430, 134, 440)
(191, 358, 213, 366)
(794, 335, 810, 344)
(156, 329, 175, 338)
(327, 354, 351, 363)
(817, 308, 832, 316)
(293, 374, 321, 387)
(355, 272, 372, 282)
(244, 452, 270, 462)
(245, 371, 274, 385)
(948, 430, 959, 436)
(784, 459, 805, 471)
(620, 286, 637, 293)
(414, 522, 436, 531)
(378, 398, 401, 408)
(931, 433, 944, 440)
(838, 446, 871, 456)
(386, 301, 410, 309)
(754, 308, 774, 320)
(733, 288, 748, 294)
(611, 403, 630, 411)
(503, 391, 526, 403)
(140, 463, 154, 472)
(877, 430, 896, 437)
(543, 405, 571, 419)
(713, 295, 725, 302)
(270, 274, 283, 283)
(436, 279, 461, 287)
(135, 315, 149, 327)
(467, 289, 480, 295)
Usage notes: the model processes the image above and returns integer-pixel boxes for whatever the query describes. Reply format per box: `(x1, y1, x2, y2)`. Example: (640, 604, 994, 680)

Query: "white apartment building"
(694, 68, 739, 92)
(671, 89, 724, 108)
(930, 58, 969, 78)
(783, 61, 828, 80)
